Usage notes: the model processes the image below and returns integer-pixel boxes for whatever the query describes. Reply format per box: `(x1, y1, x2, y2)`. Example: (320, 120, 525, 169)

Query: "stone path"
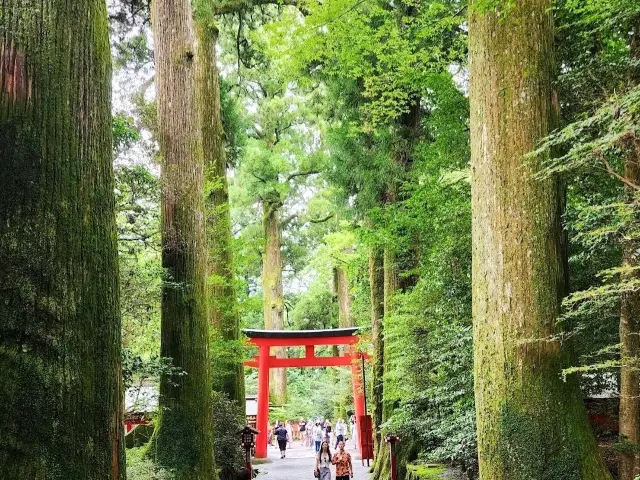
(256, 441, 371, 480)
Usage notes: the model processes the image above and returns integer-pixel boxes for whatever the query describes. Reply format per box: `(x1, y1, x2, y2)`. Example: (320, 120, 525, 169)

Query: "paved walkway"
(256, 441, 371, 480)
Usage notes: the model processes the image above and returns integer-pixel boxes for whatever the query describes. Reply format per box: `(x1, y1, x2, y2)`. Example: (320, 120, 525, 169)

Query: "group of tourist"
(266, 416, 358, 479)
(268, 416, 359, 459)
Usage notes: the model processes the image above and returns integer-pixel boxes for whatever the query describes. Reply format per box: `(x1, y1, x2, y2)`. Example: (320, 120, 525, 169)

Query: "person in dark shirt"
(274, 422, 289, 459)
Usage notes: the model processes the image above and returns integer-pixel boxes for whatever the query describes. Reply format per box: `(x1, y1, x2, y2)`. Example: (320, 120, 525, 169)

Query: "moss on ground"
(406, 464, 446, 479)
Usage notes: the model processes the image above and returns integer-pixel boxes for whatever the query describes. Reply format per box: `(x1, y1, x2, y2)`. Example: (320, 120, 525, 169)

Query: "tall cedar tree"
(469, 0, 611, 478)
(372, 99, 421, 480)
(150, 0, 216, 476)
(263, 200, 287, 404)
(369, 248, 385, 452)
(618, 21, 640, 480)
(0, 1, 123, 478)
(195, 21, 246, 407)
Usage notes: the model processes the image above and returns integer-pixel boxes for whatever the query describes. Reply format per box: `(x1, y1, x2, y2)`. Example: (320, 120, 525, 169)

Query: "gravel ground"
(256, 441, 371, 480)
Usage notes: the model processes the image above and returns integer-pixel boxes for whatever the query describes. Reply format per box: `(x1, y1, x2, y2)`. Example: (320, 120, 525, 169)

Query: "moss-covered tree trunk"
(150, 1, 216, 477)
(372, 97, 420, 480)
(0, 1, 123, 478)
(335, 262, 353, 328)
(195, 21, 245, 408)
(619, 150, 640, 480)
(263, 201, 286, 404)
(470, 1, 611, 478)
(370, 248, 385, 454)
(619, 22, 640, 480)
(371, 243, 399, 480)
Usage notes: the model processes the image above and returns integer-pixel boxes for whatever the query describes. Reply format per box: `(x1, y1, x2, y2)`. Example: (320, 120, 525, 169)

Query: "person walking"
(285, 420, 293, 449)
(332, 440, 354, 480)
(349, 415, 358, 450)
(299, 417, 307, 443)
(274, 422, 289, 459)
(314, 441, 333, 480)
(306, 419, 314, 448)
(324, 420, 332, 444)
(335, 419, 346, 449)
(314, 422, 324, 453)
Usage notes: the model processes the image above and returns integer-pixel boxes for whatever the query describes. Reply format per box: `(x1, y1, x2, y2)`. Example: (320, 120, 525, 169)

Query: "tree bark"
(263, 201, 286, 404)
(195, 22, 245, 408)
(618, 21, 640, 480)
(0, 1, 123, 478)
(470, 1, 611, 478)
(370, 248, 385, 453)
(150, 0, 216, 476)
(619, 150, 640, 480)
(336, 265, 353, 328)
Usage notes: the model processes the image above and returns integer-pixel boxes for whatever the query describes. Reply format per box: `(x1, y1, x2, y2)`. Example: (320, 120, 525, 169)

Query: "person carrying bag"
(314, 441, 332, 480)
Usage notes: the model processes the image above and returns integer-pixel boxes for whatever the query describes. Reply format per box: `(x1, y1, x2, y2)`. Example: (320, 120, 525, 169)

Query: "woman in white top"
(349, 416, 358, 449)
(285, 421, 293, 449)
(314, 441, 332, 480)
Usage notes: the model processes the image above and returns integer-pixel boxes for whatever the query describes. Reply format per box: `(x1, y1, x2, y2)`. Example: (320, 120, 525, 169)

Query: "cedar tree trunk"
(263, 201, 286, 404)
(195, 22, 245, 407)
(0, 1, 123, 478)
(470, 1, 611, 478)
(370, 248, 385, 453)
(150, 0, 216, 476)
(619, 21, 640, 480)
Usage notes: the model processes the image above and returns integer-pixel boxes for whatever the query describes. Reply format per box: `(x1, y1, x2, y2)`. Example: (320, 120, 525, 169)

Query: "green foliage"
(113, 113, 141, 155)
(406, 464, 446, 480)
(211, 393, 246, 480)
(127, 447, 173, 480)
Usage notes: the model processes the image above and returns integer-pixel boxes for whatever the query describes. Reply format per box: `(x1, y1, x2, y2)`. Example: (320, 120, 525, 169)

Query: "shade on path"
(256, 439, 371, 480)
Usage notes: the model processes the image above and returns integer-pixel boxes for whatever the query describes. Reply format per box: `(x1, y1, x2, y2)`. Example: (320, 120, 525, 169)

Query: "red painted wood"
(255, 344, 270, 459)
(245, 352, 370, 368)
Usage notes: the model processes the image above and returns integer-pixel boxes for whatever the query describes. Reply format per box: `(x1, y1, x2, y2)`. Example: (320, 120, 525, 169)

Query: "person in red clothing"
(332, 440, 353, 479)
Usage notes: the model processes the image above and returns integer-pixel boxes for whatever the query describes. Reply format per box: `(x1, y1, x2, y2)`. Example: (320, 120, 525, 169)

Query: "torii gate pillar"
(256, 344, 271, 459)
(350, 345, 366, 431)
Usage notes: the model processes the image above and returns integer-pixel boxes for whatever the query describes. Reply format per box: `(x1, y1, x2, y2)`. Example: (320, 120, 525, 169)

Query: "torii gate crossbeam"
(244, 328, 369, 459)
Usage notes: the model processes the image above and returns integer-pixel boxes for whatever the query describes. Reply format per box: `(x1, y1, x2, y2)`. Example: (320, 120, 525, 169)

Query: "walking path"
(256, 441, 371, 480)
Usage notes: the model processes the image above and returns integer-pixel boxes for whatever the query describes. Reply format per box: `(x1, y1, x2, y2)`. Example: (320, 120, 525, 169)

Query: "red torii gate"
(244, 327, 369, 459)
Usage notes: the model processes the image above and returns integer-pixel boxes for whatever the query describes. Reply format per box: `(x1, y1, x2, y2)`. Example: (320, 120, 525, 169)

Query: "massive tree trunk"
(263, 201, 286, 404)
(150, 1, 216, 477)
(372, 98, 420, 480)
(370, 248, 385, 453)
(618, 22, 640, 480)
(371, 243, 400, 480)
(470, 1, 611, 478)
(195, 22, 245, 408)
(0, 1, 123, 478)
(335, 265, 353, 328)
(619, 151, 640, 480)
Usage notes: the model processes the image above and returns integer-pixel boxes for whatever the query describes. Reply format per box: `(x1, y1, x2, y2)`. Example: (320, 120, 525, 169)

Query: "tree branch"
(597, 151, 640, 191)
(308, 214, 334, 224)
(280, 213, 297, 228)
(250, 172, 268, 183)
(286, 169, 320, 182)
(212, 0, 309, 16)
